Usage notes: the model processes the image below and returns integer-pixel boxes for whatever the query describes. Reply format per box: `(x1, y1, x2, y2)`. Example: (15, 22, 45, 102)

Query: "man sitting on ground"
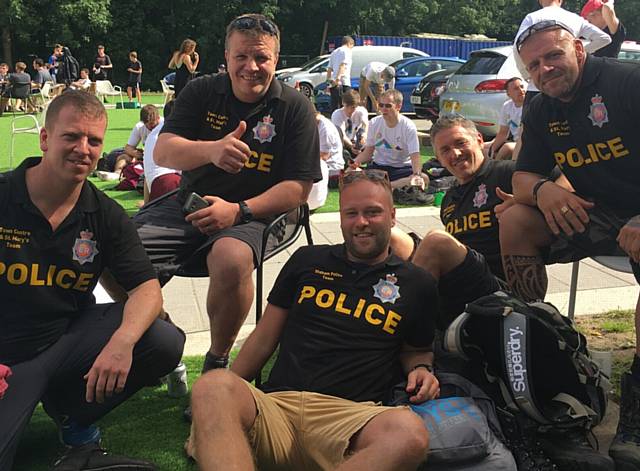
(188, 169, 439, 470)
(500, 21, 640, 469)
(331, 89, 369, 162)
(352, 89, 431, 203)
(96, 104, 163, 180)
(0, 91, 185, 471)
(483, 77, 525, 161)
(142, 100, 181, 203)
(70, 68, 92, 91)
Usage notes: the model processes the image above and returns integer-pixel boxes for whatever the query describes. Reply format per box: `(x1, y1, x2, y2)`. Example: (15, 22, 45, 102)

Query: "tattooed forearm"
(502, 255, 548, 302)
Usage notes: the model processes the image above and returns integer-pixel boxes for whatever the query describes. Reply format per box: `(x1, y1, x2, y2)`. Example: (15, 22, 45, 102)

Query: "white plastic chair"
(29, 81, 54, 111)
(95, 80, 124, 108)
(567, 256, 634, 319)
(160, 79, 174, 107)
(9, 113, 43, 169)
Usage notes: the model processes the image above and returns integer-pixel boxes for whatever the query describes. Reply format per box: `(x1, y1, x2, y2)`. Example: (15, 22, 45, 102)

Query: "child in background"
(126, 51, 142, 105)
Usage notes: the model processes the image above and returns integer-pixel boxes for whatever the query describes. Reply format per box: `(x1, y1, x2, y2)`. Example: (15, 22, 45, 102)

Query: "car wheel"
(299, 83, 313, 99)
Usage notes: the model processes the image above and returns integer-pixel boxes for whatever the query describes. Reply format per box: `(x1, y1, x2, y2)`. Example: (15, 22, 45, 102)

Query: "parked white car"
(439, 46, 520, 138)
(278, 45, 427, 98)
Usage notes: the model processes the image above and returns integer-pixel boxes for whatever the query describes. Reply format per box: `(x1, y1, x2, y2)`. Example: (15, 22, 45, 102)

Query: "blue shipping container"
(327, 35, 510, 60)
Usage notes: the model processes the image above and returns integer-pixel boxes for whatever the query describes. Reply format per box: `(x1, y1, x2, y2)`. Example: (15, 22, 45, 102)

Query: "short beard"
(344, 232, 390, 262)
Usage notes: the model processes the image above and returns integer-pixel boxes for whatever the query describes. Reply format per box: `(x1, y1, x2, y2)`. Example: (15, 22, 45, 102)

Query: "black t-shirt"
(519, 56, 640, 217)
(0, 158, 157, 365)
(263, 244, 438, 403)
(161, 73, 321, 204)
(440, 159, 514, 278)
(127, 60, 142, 83)
(94, 54, 112, 80)
(594, 24, 626, 59)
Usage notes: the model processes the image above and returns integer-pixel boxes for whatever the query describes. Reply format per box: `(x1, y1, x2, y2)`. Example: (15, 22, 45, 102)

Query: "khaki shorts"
(248, 385, 399, 471)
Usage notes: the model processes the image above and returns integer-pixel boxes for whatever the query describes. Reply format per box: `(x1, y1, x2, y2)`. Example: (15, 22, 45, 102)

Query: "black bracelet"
(532, 178, 552, 204)
(411, 363, 434, 373)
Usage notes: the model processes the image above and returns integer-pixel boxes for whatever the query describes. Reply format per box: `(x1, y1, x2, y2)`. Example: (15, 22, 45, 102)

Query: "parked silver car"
(439, 46, 520, 137)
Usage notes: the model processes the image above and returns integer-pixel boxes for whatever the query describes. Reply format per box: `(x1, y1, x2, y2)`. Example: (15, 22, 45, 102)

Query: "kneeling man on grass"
(188, 170, 440, 471)
(0, 91, 185, 471)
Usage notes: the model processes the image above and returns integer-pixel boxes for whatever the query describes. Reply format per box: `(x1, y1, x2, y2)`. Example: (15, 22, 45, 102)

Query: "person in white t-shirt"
(69, 68, 92, 91)
(331, 89, 368, 158)
(359, 62, 395, 112)
(143, 101, 181, 203)
(326, 36, 354, 113)
(97, 104, 164, 180)
(514, 0, 610, 97)
(483, 77, 525, 161)
(308, 113, 344, 210)
(352, 89, 428, 190)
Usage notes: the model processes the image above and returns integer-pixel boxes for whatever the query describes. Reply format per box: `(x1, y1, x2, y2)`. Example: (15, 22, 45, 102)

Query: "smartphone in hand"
(182, 192, 210, 214)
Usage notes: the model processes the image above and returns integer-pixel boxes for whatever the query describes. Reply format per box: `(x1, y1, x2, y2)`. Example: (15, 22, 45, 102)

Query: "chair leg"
(568, 261, 580, 320)
(303, 206, 314, 245)
(255, 264, 264, 387)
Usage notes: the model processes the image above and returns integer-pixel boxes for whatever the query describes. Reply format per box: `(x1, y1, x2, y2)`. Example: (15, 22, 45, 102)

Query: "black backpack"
(443, 291, 610, 431)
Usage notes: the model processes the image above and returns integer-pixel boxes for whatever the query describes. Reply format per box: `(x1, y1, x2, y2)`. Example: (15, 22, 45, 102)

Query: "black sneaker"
(538, 429, 614, 471)
(183, 353, 229, 423)
(497, 408, 558, 471)
(610, 373, 640, 471)
(51, 442, 157, 470)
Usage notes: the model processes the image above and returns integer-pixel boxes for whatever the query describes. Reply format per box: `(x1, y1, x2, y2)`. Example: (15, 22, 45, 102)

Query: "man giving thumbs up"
(114, 14, 321, 421)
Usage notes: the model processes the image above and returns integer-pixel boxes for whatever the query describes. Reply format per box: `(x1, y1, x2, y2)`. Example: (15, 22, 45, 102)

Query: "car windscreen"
(299, 56, 328, 71)
(455, 52, 506, 75)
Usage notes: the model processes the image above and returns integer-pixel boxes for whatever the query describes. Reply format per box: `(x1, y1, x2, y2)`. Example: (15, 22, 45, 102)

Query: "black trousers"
(0, 303, 185, 471)
(329, 85, 351, 113)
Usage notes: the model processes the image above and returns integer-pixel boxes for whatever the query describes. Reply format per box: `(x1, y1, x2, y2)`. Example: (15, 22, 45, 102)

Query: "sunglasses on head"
(516, 19, 573, 51)
(230, 16, 278, 36)
(339, 169, 390, 188)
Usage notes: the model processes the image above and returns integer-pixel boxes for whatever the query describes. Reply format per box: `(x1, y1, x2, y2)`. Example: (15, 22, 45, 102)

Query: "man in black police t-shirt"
(130, 14, 320, 406)
(187, 170, 438, 469)
(401, 116, 514, 328)
(500, 22, 640, 468)
(0, 91, 185, 470)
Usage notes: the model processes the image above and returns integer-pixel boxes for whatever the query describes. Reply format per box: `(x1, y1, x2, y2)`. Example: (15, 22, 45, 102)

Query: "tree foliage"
(2, 0, 639, 90)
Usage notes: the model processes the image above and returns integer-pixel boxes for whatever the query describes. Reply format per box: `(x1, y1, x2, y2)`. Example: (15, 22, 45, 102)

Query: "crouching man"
(0, 91, 185, 470)
(188, 170, 439, 470)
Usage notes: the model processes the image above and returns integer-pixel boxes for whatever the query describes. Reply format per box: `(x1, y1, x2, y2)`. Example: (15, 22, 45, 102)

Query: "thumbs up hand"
(210, 121, 252, 174)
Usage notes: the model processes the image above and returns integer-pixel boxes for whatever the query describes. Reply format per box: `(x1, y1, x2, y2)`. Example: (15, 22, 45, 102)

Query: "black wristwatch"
(411, 363, 434, 373)
(238, 201, 254, 224)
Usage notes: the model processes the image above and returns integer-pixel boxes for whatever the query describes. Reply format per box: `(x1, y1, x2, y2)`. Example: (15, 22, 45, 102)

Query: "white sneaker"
(96, 171, 120, 181)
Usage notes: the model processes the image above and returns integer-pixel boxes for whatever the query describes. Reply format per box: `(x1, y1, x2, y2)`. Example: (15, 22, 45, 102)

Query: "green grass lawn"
(14, 351, 278, 471)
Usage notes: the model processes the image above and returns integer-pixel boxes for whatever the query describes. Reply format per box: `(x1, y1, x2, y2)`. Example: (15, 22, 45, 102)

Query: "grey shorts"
(545, 204, 640, 283)
(134, 196, 281, 285)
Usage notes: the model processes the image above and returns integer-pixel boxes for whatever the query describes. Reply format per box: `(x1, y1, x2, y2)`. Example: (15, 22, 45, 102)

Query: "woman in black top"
(168, 39, 199, 97)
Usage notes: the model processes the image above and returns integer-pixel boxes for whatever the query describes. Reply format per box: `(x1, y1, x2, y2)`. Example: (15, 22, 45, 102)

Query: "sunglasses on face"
(378, 103, 394, 109)
(339, 169, 390, 189)
(230, 16, 279, 37)
(516, 19, 573, 51)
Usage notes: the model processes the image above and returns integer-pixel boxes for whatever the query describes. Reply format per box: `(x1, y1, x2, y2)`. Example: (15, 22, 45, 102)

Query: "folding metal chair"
(567, 256, 634, 319)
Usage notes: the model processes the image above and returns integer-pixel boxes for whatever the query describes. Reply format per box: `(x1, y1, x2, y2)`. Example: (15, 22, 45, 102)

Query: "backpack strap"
(501, 311, 550, 425)
(551, 392, 597, 422)
(443, 312, 472, 360)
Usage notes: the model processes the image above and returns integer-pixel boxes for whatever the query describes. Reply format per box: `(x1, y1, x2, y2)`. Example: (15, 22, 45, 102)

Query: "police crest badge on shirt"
(373, 273, 401, 304)
(473, 183, 488, 208)
(253, 114, 277, 143)
(588, 94, 609, 128)
(72, 229, 99, 265)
